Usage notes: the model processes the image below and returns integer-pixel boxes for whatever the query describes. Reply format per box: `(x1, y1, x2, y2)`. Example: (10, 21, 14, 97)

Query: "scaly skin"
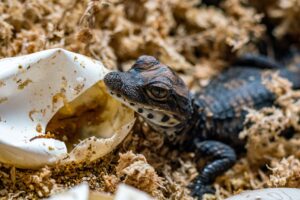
(104, 54, 300, 199)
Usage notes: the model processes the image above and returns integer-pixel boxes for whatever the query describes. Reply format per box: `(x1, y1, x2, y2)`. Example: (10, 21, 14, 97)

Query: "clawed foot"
(189, 181, 215, 200)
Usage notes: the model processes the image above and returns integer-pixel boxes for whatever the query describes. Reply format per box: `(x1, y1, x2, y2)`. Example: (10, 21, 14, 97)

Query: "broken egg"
(0, 48, 135, 169)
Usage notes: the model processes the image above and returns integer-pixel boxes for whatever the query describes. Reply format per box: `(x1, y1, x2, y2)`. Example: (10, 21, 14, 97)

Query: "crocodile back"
(193, 67, 277, 147)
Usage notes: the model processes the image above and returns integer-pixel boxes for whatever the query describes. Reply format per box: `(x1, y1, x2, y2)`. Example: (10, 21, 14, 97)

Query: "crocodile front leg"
(190, 140, 237, 199)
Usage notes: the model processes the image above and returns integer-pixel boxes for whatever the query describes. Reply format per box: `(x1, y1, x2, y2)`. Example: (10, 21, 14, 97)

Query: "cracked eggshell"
(225, 188, 300, 200)
(46, 183, 153, 200)
(0, 48, 135, 169)
(46, 183, 90, 200)
(114, 184, 153, 200)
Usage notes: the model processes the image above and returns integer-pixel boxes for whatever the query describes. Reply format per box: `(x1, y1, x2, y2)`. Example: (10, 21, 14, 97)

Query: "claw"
(189, 181, 215, 199)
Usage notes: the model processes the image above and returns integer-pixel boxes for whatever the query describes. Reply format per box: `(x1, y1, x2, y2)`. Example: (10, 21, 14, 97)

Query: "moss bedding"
(1, 0, 300, 199)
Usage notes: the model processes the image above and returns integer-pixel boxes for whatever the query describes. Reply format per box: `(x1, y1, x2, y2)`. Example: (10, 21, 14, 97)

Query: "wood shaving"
(269, 156, 300, 187)
(251, 0, 300, 40)
(116, 151, 161, 196)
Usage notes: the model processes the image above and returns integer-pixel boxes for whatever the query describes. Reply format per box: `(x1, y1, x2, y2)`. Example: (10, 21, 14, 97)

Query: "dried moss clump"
(115, 151, 162, 195)
(240, 73, 300, 166)
(269, 156, 300, 187)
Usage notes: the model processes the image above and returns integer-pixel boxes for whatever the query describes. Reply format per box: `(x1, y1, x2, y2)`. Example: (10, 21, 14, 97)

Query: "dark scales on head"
(104, 55, 193, 137)
(104, 54, 300, 199)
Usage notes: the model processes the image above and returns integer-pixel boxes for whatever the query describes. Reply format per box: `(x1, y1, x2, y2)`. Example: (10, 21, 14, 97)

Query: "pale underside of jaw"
(106, 88, 181, 128)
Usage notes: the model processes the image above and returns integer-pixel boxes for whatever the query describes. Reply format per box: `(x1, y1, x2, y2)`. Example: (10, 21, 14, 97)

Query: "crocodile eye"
(146, 84, 169, 101)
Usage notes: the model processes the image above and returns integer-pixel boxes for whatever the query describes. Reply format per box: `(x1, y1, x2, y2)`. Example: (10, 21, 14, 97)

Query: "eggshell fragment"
(225, 188, 300, 200)
(114, 184, 153, 200)
(46, 183, 90, 200)
(46, 183, 153, 200)
(0, 48, 135, 168)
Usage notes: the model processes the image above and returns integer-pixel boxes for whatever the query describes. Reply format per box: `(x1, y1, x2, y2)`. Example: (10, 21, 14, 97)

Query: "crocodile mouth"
(105, 86, 181, 127)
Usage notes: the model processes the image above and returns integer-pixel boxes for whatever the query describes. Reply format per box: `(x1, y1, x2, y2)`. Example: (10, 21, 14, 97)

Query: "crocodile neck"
(145, 94, 200, 142)
(188, 96, 210, 140)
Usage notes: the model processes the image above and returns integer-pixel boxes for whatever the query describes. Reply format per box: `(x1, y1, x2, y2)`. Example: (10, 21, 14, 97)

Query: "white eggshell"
(225, 188, 300, 200)
(46, 183, 153, 200)
(114, 184, 153, 200)
(0, 48, 135, 169)
(46, 183, 90, 200)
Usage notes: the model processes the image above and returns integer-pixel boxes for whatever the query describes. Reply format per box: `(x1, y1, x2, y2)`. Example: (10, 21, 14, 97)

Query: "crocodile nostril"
(104, 72, 123, 90)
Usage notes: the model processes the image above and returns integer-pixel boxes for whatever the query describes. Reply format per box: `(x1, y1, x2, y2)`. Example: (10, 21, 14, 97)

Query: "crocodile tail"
(279, 51, 300, 89)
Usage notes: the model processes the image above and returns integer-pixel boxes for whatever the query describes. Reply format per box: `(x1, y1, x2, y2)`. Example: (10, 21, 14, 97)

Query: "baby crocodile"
(104, 54, 300, 199)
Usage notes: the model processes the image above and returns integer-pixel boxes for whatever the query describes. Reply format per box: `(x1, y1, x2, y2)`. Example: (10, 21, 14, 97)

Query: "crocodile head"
(104, 55, 193, 135)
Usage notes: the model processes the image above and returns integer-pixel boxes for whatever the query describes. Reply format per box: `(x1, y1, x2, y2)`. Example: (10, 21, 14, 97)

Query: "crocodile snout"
(104, 72, 123, 91)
